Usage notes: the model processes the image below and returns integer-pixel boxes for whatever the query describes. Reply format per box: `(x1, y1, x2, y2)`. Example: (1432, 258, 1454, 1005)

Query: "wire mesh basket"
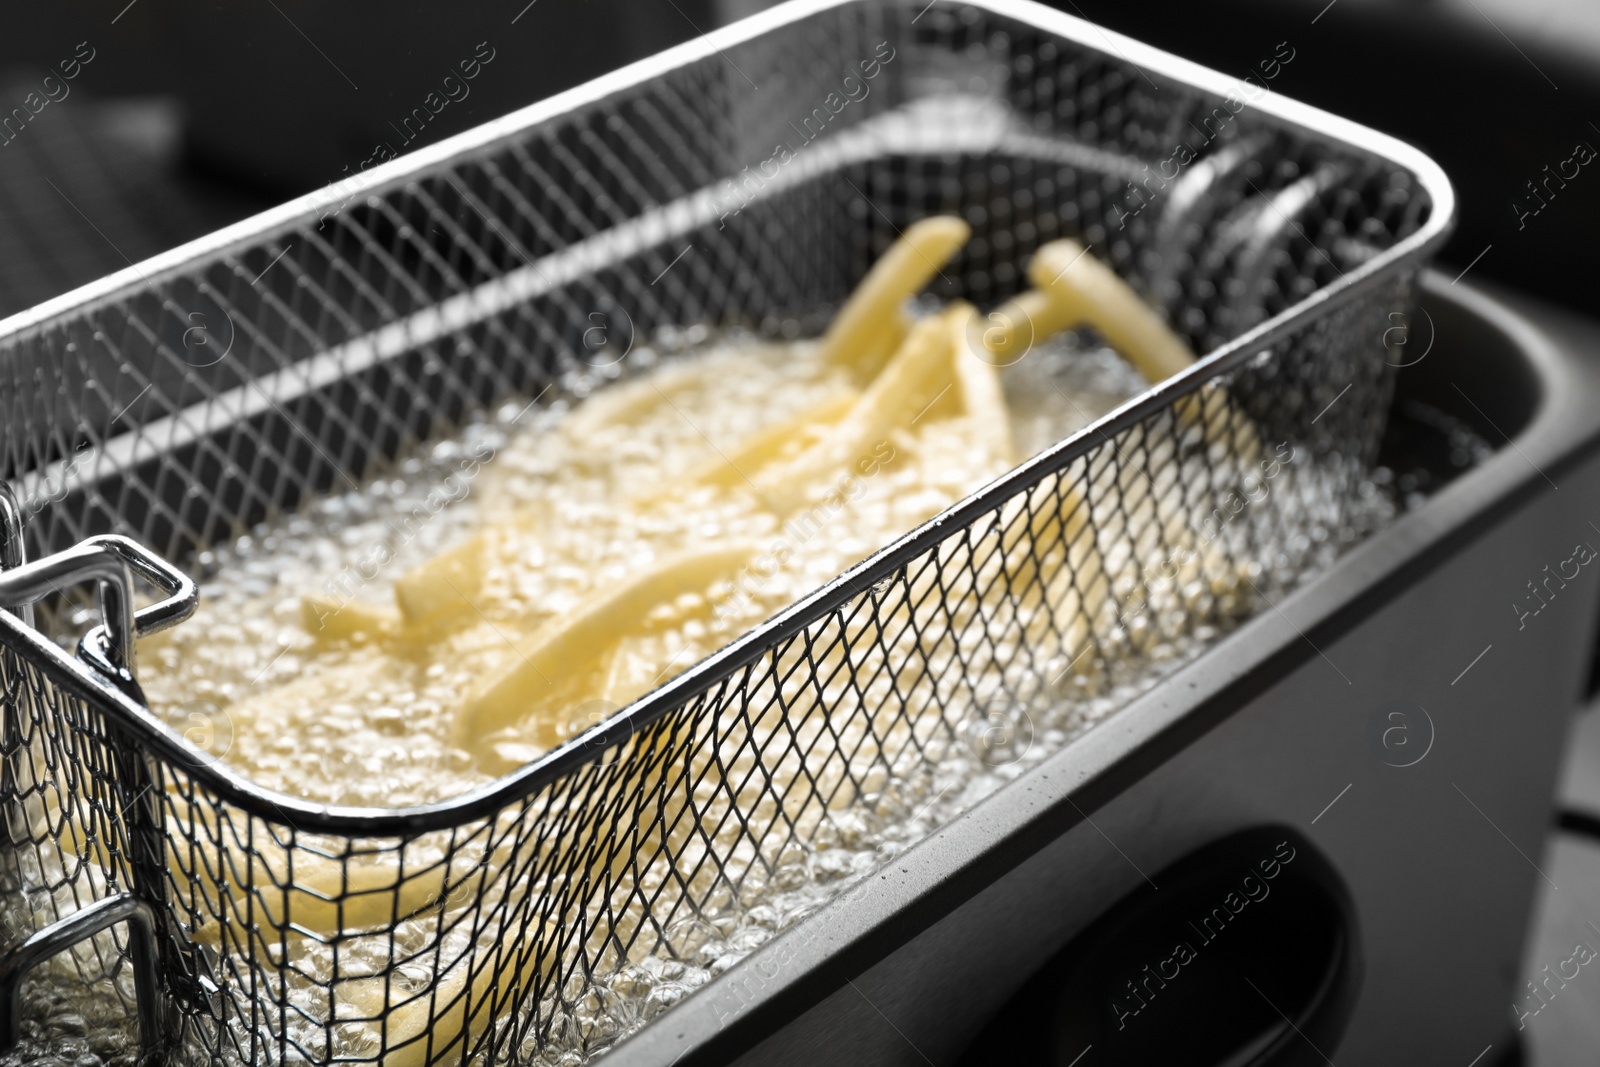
(0, 0, 1451, 1063)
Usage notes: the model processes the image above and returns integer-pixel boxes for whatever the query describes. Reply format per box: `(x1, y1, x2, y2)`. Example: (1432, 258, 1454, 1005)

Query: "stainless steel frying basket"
(0, 1, 1452, 1063)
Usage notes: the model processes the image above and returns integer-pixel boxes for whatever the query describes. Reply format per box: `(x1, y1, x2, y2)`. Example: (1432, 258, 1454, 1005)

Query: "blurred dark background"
(0, 0, 1596, 1058)
(0, 0, 718, 316)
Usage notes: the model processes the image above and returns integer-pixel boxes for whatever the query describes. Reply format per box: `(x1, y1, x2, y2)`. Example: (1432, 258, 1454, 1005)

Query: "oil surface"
(135, 328, 1149, 806)
(6, 325, 1368, 1065)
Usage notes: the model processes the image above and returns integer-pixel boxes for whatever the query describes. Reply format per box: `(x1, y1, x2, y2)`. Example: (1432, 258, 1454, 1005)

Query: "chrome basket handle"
(0, 532, 198, 701)
(76, 535, 200, 697)
(0, 522, 195, 1059)
(0, 482, 32, 628)
(0, 893, 167, 1055)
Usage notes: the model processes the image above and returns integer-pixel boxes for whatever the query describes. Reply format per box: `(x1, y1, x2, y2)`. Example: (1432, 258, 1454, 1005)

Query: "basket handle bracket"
(0, 533, 198, 701)
(0, 891, 169, 1056)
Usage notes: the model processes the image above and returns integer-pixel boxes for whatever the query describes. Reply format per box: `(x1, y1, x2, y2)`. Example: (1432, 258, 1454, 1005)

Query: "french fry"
(1028, 240, 1195, 384)
(997, 239, 1262, 466)
(955, 473, 1108, 673)
(556, 355, 755, 441)
(334, 827, 549, 1067)
(364, 929, 552, 1067)
(820, 216, 970, 378)
(981, 288, 1076, 367)
(179, 801, 471, 945)
(637, 390, 858, 504)
(53, 738, 621, 1067)
(947, 304, 1016, 467)
(455, 543, 759, 750)
(558, 360, 714, 440)
(759, 310, 959, 514)
(194, 854, 456, 945)
(394, 534, 488, 629)
(301, 595, 399, 645)
(48, 788, 460, 943)
(598, 639, 644, 709)
(857, 311, 912, 377)
(1030, 240, 1263, 461)
(937, 296, 1112, 671)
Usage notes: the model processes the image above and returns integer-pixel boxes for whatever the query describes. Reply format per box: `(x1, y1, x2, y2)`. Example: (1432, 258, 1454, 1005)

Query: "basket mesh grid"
(0, 1, 1438, 1063)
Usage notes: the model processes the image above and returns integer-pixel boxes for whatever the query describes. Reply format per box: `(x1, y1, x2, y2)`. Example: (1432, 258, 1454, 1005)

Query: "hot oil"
(8, 325, 1387, 1064)
(132, 327, 1149, 807)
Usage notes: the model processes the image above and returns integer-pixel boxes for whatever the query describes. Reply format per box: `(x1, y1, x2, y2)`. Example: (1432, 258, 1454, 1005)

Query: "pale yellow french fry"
(820, 216, 970, 378)
(455, 543, 759, 749)
(1029, 240, 1194, 384)
(343, 810, 589, 1065)
(1030, 240, 1263, 464)
(598, 640, 643, 709)
(295, 860, 447, 932)
(638, 390, 858, 504)
(981, 288, 1077, 367)
(49, 788, 458, 944)
(977, 480, 1107, 664)
(355, 920, 553, 1067)
(759, 311, 958, 514)
(194, 855, 455, 944)
(301, 595, 399, 645)
(857, 309, 912, 375)
(999, 246, 1261, 614)
(394, 534, 487, 629)
(177, 796, 464, 944)
(558, 356, 739, 440)
(947, 305, 1016, 467)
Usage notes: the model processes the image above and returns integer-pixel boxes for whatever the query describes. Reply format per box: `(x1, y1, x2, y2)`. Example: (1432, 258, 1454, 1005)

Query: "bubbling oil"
(10, 324, 1379, 1066)
(134, 328, 1149, 807)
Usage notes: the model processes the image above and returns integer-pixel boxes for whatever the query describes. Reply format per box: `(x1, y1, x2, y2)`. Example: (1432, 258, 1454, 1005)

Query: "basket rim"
(0, 0, 1456, 834)
(0, 0, 1454, 346)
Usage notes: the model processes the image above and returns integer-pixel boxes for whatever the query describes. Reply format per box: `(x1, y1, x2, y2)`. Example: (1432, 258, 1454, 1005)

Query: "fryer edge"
(594, 272, 1600, 1066)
